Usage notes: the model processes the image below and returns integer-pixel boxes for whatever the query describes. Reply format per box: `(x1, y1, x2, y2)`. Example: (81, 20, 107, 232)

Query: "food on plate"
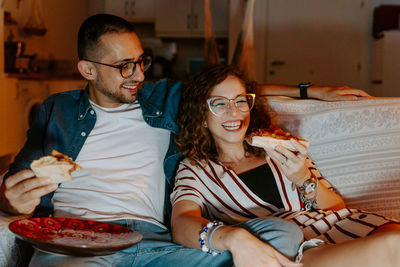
(30, 150, 82, 183)
(246, 125, 309, 151)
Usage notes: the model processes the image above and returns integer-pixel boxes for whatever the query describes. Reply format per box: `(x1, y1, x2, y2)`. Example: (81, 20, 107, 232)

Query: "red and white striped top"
(171, 157, 398, 244)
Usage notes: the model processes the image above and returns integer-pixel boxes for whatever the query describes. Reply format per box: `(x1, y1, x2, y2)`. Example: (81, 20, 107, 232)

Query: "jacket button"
(90, 110, 95, 115)
(79, 114, 83, 118)
(81, 132, 86, 137)
(156, 111, 161, 115)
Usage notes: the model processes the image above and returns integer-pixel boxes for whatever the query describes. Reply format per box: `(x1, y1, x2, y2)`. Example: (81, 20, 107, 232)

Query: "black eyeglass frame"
(82, 55, 152, 78)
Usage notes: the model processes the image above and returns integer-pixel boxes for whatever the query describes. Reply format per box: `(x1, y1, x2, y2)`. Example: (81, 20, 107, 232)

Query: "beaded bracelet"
(199, 220, 223, 256)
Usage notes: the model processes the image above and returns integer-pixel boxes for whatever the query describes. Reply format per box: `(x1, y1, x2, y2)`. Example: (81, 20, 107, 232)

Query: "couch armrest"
(0, 210, 29, 266)
(0, 172, 30, 265)
(262, 97, 400, 219)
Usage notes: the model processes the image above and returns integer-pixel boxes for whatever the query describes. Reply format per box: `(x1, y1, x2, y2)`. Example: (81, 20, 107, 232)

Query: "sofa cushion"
(262, 97, 400, 220)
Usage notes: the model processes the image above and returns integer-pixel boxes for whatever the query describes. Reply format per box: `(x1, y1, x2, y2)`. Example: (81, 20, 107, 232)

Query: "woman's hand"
(226, 227, 301, 267)
(265, 139, 309, 186)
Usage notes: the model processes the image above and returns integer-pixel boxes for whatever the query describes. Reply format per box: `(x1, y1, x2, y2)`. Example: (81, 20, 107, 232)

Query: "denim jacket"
(5, 78, 182, 223)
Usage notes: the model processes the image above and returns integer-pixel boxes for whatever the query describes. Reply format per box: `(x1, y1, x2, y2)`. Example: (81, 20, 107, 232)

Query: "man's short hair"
(77, 14, 136, 60)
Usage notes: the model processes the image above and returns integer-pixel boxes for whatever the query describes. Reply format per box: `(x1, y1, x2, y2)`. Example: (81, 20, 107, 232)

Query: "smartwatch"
(298, 82, 312, 99)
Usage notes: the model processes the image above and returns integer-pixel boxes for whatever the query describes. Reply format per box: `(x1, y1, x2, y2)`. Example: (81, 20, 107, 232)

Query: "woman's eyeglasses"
(206, 93, 256, 116)
(82, 55, 152, 78)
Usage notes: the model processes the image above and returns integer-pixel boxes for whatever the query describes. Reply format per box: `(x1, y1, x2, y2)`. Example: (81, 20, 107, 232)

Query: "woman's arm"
(256, 84, 371, 101)
(171, 200, 300, 267)
(314, 180, 346, 210)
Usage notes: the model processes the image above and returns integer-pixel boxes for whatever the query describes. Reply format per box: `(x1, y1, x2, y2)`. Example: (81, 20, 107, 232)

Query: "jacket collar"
(77, 85, 93, 121)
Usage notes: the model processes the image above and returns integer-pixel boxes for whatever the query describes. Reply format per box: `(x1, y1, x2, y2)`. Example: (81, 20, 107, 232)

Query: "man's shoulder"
(142, 79, 182, 95)
(49, 89, 85, 99)
(44, 89, 86, 105)
(139, 79, 182, 117)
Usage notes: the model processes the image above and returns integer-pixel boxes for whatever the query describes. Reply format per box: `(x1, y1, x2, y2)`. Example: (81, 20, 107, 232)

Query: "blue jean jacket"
(5, 78, 182, 225)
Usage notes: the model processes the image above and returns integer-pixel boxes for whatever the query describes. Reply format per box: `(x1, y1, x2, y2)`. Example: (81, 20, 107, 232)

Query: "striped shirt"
(171, 157, 398, 244)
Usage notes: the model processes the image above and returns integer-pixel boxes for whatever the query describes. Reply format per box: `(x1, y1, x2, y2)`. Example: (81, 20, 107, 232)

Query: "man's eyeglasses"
(206, 93, 256, 116)
(82, 55, 152, 78)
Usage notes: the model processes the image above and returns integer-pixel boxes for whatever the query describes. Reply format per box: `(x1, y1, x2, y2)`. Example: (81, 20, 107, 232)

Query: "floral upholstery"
(262, 97, 400, 219)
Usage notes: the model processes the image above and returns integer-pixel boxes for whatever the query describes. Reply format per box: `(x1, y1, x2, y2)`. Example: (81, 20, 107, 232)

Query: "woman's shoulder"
(177, 158, 228, 180)
(179, 157, 221, 169)
(179, 157, 206, 170)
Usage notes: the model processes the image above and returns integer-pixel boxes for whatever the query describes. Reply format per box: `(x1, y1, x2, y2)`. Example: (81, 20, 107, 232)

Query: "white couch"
(263, 96, 400, 219)
(1, 97, 400, 266)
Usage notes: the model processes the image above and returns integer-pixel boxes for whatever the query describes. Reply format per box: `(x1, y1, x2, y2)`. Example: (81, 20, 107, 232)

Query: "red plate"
(9, 217, 142, 257)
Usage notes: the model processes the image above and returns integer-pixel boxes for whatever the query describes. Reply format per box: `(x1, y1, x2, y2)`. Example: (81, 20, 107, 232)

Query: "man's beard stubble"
(95, 78, 143, 104)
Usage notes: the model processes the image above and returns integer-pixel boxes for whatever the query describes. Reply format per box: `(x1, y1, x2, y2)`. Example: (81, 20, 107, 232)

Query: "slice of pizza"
(246, 125, 309, 151)
(30, 150, 82, 184)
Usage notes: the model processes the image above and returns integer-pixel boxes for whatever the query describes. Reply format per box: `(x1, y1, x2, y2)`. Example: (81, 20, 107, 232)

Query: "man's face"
(90, 32, 145, 107)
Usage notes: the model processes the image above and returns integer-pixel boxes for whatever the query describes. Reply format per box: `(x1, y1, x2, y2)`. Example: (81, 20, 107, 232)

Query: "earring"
(204, 122, 208, 128)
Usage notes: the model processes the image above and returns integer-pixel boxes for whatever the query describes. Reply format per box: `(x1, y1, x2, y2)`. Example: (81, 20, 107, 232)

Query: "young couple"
(1, 13, 395, 267)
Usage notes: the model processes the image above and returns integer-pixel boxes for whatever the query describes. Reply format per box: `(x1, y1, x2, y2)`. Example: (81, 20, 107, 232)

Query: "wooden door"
(265, 0, 369, 88)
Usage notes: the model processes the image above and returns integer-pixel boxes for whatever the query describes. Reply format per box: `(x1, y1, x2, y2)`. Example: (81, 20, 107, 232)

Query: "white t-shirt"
(52, 101, 170, 228)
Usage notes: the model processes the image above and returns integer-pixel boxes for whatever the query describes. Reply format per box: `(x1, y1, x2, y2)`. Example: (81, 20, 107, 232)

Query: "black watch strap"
(298, 82, 312, 99)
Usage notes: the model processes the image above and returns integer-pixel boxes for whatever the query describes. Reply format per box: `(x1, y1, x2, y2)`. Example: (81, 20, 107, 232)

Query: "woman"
(171, 64, 400, 267)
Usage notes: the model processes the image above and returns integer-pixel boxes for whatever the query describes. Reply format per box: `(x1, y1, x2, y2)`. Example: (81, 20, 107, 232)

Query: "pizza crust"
(247, 135, 309, 151)
(30, 150, 82, 184)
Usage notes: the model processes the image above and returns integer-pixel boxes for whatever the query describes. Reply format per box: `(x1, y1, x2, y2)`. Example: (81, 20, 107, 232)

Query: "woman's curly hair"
(175, 64, 270, 167)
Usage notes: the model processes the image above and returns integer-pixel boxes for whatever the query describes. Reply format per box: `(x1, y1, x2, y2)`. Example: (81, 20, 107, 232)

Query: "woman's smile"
(221, 120, 243, 131)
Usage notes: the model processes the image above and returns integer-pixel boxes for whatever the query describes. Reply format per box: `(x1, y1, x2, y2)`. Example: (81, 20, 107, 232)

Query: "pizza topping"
(30, 150, 82, 183)
(247, 125, 305, 141)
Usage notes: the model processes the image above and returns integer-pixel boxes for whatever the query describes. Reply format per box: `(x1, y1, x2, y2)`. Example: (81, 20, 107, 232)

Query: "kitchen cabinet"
(92, 0, 155, 22)
(155, 0, 228, 38)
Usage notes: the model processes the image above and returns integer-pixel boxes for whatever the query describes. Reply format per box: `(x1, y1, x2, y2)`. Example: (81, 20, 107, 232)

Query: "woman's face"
(205, 75, 250, 149)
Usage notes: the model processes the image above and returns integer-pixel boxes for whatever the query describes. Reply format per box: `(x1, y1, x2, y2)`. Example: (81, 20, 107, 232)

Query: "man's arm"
(257, 84, 371, 101)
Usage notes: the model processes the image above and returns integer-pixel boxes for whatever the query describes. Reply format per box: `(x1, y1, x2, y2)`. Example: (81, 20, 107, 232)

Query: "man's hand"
(308, 85, 371, 101)
(0, 170, 58, 215)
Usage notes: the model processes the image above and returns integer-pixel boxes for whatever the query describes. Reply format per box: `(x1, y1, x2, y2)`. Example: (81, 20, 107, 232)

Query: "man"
(0, 14, 369, 266)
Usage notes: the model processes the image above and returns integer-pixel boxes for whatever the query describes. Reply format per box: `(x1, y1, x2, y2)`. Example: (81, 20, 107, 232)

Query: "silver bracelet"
(296, 174, 318, 211)
(207, 224, 224, 255)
